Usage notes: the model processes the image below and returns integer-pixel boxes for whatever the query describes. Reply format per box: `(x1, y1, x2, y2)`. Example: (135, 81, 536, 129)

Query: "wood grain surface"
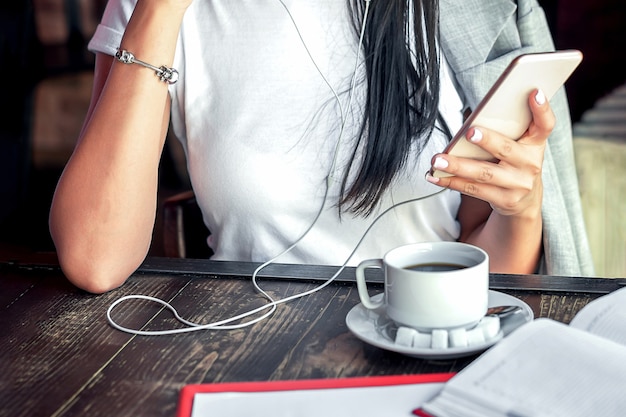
(1, 259, 624, 417)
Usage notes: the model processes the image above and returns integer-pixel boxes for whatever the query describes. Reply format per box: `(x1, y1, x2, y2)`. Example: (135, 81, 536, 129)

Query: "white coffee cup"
(355, 242, 489, 331)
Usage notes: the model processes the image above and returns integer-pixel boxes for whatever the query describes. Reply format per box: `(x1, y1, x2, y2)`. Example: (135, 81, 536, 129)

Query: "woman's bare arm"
(50, 0, 192, 293)
(428, 89, 554, 274)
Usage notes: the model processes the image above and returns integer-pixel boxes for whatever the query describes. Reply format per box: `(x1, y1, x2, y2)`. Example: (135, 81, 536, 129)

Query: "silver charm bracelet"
(115, 49, 179, 84)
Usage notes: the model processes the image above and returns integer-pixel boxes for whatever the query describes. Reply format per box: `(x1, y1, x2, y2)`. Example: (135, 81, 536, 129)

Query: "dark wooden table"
(1, 257, 625, 417)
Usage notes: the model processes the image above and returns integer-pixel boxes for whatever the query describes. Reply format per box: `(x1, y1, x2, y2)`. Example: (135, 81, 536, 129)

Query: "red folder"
(176, 373, 454, 417)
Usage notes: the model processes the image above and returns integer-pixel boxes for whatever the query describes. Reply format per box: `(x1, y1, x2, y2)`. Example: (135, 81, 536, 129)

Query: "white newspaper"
(421, 286, 626, 417)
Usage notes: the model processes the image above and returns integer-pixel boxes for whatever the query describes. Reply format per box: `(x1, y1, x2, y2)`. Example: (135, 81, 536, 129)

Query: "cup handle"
(355, 258, 385, 310)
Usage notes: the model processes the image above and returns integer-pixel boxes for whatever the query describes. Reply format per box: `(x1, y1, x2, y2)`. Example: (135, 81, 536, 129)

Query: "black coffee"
(404, 262, 467, 272)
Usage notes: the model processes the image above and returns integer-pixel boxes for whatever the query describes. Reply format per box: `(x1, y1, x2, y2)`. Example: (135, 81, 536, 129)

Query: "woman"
(49, 0, 593, 293)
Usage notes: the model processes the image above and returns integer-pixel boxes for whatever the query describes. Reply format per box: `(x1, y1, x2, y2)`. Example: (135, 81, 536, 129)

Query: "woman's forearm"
(432, 90, 553, 275)
(459, 195, 543, 274)
(50, 1, 190, 293)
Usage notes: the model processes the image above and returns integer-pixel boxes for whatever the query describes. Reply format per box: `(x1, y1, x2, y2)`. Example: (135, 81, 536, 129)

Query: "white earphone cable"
(105, 0, 446, 336)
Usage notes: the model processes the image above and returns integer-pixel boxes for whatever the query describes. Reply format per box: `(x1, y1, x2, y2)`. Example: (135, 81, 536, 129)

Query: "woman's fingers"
(521, 89, 556, 148)
(426, 89, 554, 216)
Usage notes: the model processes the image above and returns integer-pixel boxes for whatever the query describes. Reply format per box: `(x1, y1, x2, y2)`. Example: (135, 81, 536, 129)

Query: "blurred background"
(0, 0, 625, 274)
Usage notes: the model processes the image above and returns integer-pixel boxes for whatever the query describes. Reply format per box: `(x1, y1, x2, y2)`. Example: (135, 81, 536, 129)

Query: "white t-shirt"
(89, 0, 465, 266)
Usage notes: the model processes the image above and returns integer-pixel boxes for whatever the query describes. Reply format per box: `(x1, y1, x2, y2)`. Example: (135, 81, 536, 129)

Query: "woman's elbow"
(54, 242, 142, 294)
(59, 255, 133, 294)
(50, 219, 148, 293)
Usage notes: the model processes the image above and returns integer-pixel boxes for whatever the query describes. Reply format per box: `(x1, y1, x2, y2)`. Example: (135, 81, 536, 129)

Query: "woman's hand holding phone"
(426, 88, 554, 218)
(426, 50, 582, 216)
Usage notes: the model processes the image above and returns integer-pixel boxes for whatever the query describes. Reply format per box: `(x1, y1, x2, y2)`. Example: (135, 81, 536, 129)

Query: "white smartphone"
(431, 49, 583, 178)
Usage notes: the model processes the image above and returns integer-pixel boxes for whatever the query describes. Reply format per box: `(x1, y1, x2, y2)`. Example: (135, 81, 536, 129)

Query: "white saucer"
(346, 290, 533, 359)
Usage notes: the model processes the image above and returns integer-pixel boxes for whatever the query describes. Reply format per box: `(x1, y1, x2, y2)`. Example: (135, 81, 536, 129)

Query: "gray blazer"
(439, 0, 595, 276)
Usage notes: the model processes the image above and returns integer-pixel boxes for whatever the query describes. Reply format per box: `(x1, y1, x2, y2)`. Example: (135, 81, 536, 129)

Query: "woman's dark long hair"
(342, 0, 441, 215)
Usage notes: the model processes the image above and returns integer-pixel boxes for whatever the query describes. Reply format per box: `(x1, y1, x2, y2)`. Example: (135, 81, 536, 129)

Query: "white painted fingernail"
(433, 157, 448, 170)
(425, 173, 440, 184)
(468, 128, 483, 143)
(535, 89, 546, 105)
